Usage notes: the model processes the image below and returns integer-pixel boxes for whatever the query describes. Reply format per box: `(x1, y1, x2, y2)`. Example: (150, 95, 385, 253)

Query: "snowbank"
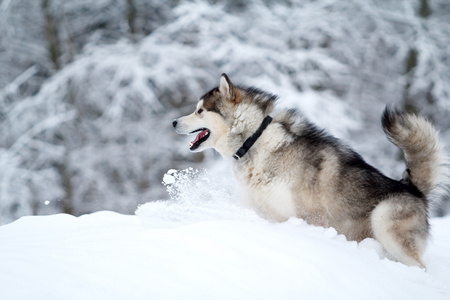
(0, 169, 449, 299)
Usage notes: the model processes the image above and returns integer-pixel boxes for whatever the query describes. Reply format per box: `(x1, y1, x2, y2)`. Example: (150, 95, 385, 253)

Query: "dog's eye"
(197, 109, 204, 114)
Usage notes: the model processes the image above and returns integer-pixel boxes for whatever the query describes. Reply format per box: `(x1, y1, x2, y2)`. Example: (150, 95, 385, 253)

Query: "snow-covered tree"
(1, 0, 449, 224)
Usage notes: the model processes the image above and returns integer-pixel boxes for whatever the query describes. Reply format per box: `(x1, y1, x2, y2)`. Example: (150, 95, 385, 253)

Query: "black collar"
(233, 115, 273, 160)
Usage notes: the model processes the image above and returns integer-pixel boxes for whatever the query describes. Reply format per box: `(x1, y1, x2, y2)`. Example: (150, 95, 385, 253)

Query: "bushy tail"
(382, 106, 448, 197)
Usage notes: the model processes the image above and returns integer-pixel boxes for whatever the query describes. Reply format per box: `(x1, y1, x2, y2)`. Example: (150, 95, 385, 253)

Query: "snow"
(1, 169, 450, 299)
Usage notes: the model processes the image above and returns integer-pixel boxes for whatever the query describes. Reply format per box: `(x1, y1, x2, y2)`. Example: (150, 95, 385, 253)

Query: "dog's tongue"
(191, 129, 209, 145)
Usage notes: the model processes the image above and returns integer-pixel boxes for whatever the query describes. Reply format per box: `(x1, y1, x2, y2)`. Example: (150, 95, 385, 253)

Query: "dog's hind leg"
(370, 197, 429, 268)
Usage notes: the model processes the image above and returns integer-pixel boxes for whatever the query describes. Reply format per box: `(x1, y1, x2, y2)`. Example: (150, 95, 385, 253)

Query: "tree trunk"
(41, 0, 61, 70)
(127, 0, 137, 35)
(402, 48, 418, 114)
(57, 158, 74, 215)
(419, 0, 431, 18)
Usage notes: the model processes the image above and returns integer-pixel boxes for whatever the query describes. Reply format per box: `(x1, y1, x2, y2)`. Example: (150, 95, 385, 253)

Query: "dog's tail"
(382, 105, 449, 198)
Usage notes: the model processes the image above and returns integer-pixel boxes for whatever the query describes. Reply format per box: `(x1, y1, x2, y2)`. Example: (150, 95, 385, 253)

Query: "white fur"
(240, 179, 296, 221)
(231, 103, 264, 136)
(371, 200, 427, 267)
(219, 76, 230, 96)
(232, 122, 297, 221)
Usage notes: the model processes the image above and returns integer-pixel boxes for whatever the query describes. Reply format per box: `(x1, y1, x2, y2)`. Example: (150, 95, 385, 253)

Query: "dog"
(173, 73, 447, 268)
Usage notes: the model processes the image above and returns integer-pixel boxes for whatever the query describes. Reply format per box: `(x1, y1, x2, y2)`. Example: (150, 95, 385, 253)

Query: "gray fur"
(174, 74, 448, 268)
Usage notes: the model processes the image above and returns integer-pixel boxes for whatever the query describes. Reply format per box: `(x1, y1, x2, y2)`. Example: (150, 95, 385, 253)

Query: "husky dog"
(173, 74, 447, 268)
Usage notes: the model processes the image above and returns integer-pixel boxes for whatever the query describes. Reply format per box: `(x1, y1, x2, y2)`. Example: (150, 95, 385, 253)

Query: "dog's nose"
(172, 119, 178, 128)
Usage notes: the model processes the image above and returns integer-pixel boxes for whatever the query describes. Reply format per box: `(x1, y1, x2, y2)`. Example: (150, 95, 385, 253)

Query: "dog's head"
(173, 74, 276, 157)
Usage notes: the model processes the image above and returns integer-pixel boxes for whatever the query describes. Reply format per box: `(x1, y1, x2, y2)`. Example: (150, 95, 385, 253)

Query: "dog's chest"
(233, 163, 297, 221)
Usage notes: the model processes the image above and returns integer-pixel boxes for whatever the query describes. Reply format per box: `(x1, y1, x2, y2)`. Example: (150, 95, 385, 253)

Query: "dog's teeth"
(205, 131, 209, 135)
(189, 142, 193, 147)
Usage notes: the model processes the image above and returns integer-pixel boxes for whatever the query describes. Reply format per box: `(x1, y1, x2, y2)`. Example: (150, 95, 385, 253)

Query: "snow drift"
(0, 168, 449, 299)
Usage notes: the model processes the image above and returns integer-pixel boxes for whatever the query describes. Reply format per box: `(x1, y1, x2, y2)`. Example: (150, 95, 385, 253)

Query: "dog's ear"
(219, 73, 241, 104)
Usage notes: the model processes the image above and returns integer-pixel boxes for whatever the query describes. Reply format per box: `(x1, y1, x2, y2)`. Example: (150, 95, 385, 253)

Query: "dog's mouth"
(189, 128, 211, 151)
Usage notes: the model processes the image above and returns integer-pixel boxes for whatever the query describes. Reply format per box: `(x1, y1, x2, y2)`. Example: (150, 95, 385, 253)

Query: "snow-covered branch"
(1, 0, 449, 223)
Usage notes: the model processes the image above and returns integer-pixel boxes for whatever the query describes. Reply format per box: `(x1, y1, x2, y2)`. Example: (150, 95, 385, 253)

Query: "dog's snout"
(172, 119, 178, 128)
